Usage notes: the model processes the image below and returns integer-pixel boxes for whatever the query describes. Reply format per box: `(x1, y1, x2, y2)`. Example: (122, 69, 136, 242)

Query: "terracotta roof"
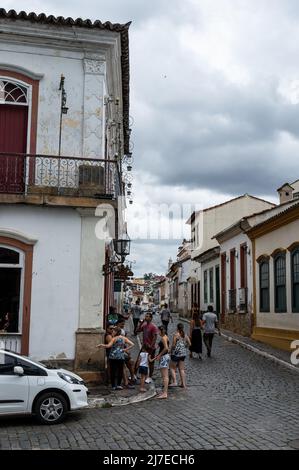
(0, 8, 131, 153)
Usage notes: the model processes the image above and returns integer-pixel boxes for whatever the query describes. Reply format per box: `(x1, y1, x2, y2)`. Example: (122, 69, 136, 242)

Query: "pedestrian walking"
(97, 327, 134, 390)
(189, 310, 202, 359)
(152, 325, 170, 399)
(169, 323, 191, 389)
(159, 303, 173, 334)
(136, 344, 150, 392)
(202, 305, 221, 358)
(136, 312, 159, 383)
(130, 299, 142, 335)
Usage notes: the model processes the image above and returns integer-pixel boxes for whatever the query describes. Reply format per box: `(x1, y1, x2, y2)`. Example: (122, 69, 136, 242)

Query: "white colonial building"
(248, 201, 299, 351)
(0, 9, 131, 381)
(187, 194, 275, 315)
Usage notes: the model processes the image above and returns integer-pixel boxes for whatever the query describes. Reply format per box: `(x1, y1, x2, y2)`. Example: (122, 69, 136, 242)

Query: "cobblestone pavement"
(1, 315, 299, 450)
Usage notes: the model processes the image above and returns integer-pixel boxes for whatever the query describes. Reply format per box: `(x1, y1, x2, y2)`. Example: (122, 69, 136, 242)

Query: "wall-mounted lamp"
(235, 251, 239, 259)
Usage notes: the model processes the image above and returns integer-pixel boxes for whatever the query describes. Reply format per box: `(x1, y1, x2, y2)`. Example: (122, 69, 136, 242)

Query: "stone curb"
(220, 332, 299, 374)
(178, 316, 299, 375)
(88, 383, 156, 408)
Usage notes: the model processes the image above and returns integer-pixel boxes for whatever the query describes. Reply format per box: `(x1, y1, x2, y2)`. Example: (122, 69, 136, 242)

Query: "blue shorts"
(138, 366, 148, 376)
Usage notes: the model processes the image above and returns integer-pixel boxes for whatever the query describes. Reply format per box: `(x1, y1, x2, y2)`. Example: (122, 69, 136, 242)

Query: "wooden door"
(0, 104, 28, 193)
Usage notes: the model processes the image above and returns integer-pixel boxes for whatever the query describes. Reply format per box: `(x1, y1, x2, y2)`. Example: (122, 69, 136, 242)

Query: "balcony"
(0, 153, 123, 200)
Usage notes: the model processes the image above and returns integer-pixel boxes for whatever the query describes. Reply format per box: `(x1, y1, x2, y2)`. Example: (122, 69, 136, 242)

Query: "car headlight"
(57, 372, 82, 384)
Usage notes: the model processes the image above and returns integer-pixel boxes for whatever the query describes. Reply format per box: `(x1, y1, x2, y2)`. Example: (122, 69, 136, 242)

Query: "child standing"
(136, 344, 150, 392)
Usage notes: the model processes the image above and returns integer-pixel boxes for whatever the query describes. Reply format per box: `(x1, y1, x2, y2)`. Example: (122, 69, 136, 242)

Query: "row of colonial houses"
(155, 181, 299, 352)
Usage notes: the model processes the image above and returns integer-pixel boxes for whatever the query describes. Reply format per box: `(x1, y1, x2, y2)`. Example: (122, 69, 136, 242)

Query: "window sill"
(0, 332, 22, 335)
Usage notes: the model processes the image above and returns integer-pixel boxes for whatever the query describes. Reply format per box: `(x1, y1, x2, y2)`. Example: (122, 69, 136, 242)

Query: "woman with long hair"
(104, 325, 115, 385)
(169, 323, 191, 389)
(189, 311, 202, 359)
(152, 325, 170, 399)
(97, 327, 134, 390)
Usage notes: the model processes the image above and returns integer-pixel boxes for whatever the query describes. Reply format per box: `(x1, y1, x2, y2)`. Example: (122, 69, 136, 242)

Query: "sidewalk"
(179, 316, 299, 374)
(88, 316, 156, 408)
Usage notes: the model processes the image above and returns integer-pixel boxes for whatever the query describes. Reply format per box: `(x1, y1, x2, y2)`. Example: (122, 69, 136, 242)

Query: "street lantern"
(114, 233, 131, 261)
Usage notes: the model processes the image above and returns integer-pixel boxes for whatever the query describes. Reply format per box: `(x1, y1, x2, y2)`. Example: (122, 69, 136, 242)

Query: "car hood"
(52, 368, 85, 382)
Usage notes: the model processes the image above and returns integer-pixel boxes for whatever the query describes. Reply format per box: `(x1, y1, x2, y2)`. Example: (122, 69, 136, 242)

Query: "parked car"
(0, 349, 88, 425)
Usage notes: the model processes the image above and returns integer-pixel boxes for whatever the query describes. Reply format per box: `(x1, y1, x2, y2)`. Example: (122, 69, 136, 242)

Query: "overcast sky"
(3, 0, 299, 276)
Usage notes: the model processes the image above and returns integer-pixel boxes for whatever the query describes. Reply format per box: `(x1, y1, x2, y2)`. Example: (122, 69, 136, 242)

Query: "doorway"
(0, 79, 29, 193)
(0, 268, 21, 332)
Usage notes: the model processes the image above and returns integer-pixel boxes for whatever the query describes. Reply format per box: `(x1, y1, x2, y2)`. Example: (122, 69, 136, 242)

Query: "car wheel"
(34, 392, 68, 425)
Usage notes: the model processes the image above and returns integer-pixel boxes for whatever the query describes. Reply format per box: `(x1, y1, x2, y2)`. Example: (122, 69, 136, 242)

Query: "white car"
(0, 349, 88, 425)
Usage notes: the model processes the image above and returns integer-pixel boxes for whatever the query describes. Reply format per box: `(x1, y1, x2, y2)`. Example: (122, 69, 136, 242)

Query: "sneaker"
(145, 377, 152, 384)
(125, 384, 135, 389)
(112, 386, 117, 391)
(116, 386, 123, 390)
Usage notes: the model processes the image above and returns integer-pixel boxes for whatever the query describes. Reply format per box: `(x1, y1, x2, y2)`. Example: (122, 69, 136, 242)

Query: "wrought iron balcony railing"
(0, 152, 123, 199)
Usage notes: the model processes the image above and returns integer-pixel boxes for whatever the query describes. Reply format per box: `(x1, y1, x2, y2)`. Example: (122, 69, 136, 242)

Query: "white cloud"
(2, 0, 299, 275)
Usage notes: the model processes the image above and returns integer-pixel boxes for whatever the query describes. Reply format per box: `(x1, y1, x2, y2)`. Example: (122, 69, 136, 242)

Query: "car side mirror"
(14, 366, 24, 376)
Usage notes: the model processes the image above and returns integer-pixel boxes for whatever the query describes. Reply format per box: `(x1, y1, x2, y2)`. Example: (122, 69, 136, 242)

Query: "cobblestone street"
(1, 316, 299, 450)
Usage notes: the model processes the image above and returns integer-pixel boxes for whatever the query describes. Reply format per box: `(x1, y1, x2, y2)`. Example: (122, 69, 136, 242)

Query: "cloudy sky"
(3, 0, 299, 275)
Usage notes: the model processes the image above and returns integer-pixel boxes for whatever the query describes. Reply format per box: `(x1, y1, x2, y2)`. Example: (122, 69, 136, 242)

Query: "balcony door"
(0, 79, 29, 193)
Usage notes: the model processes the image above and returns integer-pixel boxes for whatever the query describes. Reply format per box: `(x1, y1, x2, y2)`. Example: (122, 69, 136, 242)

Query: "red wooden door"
(0, 104, 28, 193)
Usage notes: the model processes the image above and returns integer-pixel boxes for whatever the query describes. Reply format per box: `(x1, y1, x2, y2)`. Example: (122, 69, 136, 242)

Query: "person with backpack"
(169, 323, 191, 389)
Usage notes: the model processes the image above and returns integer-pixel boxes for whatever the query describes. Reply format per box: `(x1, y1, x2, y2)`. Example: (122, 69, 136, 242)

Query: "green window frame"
(274, 253, 287, 313)
(292, 248, 299, 313)
(209, 268, 214, 303)
(259, 260, 270, 312)
(204, 270, 208, 304)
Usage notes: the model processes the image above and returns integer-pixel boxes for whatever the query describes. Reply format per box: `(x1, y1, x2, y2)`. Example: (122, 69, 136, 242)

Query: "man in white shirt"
(130, 299, 142, 335)
(202, 305, 220, 358)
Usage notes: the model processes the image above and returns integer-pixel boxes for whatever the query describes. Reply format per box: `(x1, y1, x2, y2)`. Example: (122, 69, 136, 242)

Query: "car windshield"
(2, 350, 57, 369)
